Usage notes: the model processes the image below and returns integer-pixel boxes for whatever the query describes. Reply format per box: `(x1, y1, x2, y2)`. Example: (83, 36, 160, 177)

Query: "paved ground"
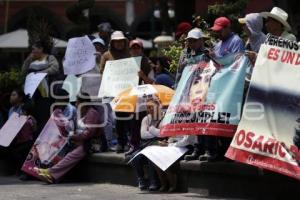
(0, 176, 247, 200)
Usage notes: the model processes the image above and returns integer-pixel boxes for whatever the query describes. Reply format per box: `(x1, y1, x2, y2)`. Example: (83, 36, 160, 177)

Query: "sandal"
(33, 167, 54, 184)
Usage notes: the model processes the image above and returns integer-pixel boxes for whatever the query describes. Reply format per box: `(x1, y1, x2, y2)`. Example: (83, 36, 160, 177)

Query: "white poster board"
(98, 57, 141, 98)
(63, 36, 96, 75)
(24, 72, 47, 97)
(62, 75, 82, 102)
(129, 146, 188, 171)
(0, 112, 28, 147)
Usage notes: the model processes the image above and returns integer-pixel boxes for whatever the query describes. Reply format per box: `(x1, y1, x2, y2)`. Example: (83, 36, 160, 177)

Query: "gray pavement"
(0, 176, 246, 200)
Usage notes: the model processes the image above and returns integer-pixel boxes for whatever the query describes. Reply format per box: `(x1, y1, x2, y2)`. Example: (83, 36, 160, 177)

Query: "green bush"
(0, 69, 24, 93)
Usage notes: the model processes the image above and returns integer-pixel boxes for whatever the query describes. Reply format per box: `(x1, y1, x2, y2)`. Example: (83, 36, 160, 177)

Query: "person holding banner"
(210, 17, 245, 58)
(0, 97, 37, 180)
(131, 97, 162, 191)
(261, 7, 296, 41)
(175, 28, 206, 89)
(34, 93, 103, 183)
(22, 41, 60, 134)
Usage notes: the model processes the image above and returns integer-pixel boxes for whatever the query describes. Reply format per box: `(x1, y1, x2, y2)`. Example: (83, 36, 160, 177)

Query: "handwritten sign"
(24, 72, 47, 97)
(0, 112, 28, 147)
(98, 57, 141, 98)
(63, 36, 96, 75)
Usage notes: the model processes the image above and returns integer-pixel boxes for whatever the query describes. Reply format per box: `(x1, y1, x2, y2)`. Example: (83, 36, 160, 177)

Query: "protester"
(174, 28, 205, 88)
(22, 41, 60, 77)
(99, 31, 130, 74)
(175, 22, 192, 47)
(92, 37, 106, 66)
(8, 88, 25, 117)
(34, 93, 104, 183)
(261, 7, 296, 41)
(129, 39, 154, 84)
(239, 13, 266, 53)
(98, 22, 113, 49)
(131, 97, 162, 191)
(0, 90, 36, 180)
(22, 41, 60, 133)
(210, 17, 245, 58)
(138, 57, 174, 88)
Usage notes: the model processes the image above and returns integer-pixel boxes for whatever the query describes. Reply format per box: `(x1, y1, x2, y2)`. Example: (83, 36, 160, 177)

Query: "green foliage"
(162, 41, 183, 73)
(207, 0, 248, 34)
(0, 69, 24, 93)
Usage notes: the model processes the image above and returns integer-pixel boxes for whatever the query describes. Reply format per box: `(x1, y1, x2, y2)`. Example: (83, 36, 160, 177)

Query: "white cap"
(111, 31, 126, 40)
(186, 28, 204, 40)
(92, 38, 105, 46)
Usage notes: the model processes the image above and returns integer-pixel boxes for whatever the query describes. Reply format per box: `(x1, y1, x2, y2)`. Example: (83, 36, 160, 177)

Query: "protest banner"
(160, 54, 249, 137)
(62, 75, 82, 102)
(129, 146, 188, 171)
(22, 110, 70, 179)
(63, 36, 96, 75)
(226, 35, 300, 180)
(98, 57, 141, 98)
(0, 112, 28, 147)
(24, 72, 47, 97)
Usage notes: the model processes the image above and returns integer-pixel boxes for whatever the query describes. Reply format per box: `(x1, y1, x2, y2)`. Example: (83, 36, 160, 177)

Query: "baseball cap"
(185, 28, 204, 40)
(175, 22, 192, 39)
(210, 17, 231, 31)
(129, 39, 143, 48)
(92, 37, 105, 46)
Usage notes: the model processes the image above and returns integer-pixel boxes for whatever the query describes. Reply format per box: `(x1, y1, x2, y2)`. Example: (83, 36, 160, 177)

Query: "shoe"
(138, 178, 148, 191)
(159, 185, 168, 192)
(184, 151, 200, 161)
(19, 173, 30, 181)
(33, 167, 54, 184)
(115, 144, 124, 153)
(199, 151, 218, 162)
(168, 186, 176, 193)
(125, 147, 137, 156)
(149, 184, 159, 191)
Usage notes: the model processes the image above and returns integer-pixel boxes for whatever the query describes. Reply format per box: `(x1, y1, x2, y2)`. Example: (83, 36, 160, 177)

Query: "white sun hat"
(185, 28, 204, 40)
(111, 31, 127, 40)
(261, 7, 291, 31)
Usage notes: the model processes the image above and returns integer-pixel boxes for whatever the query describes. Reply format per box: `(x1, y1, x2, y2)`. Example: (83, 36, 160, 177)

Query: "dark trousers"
(115, 111, 147, 149)
(194, 135, 218, 155)
(0, 141, 33, 173)
(131, 154, 159, 185)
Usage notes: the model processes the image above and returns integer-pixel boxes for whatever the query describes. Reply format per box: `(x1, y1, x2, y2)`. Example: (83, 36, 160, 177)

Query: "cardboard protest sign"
(226, 35, 300, 180)
(160, 54, 249, 137)
(129, 146, 188, 171)
(24, 72, 47, 97)
(0, 112, 28, 147)
(22, 110, 70, 178)
(98, 56, 141, 98)
(80, 68, 102, 99)
(63, 36, 96, 75)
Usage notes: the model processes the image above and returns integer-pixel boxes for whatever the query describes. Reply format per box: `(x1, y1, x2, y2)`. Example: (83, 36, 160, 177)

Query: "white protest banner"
(62, 75, 82, 102)
(0, 112, 28, 147)
(129, 146, 188, 171)
(63, 36, 96, 75)
(98, 56, 141, 98)
(24, 72, 47, 97)
(226, 35, 300, 180)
